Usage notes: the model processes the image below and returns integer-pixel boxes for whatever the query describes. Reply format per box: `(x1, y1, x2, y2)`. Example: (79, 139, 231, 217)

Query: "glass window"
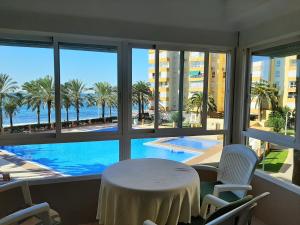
(183, 51, 205, 128)
(158, 50, 180, 128)
(0, 140, 119, 179)
(249, 55, 298, 136)
(60, 46, 118, 133)
(0, 44, 55, 135)
(207, 53, 226, 130)
(132, 48, 155, 129)
(131, 135, 223, 165)
(248, 137, 298, 186)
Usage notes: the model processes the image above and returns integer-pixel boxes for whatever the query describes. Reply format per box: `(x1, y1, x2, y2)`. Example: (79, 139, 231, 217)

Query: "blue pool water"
(0, 138, 208, 176)
(165, 137, 219, 150)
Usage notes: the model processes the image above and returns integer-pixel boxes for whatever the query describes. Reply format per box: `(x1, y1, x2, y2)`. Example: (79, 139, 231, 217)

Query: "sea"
(2, 104, 119, 127)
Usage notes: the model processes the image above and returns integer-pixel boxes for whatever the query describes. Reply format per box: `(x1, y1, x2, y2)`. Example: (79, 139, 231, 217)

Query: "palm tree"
(22, 80, 43, 125)
(0, 74, 18, 130)
(89, 82, 113, 120)
(208, 95, 217, 112)
(61, 83, 72, 123)
(251, 80, 278, 121)
(186, 92, 204, 118)
(68, 79, 86, 124)
(39, 75, 54, 125)
(186, 92, 217, 124)
(132, 81, 152, 120)
(107, 86, 118, 118)
(4, 94, 22, 129)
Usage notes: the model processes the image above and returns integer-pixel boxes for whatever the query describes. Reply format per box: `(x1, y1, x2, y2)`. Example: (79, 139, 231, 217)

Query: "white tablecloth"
(96, 158, 200, 225)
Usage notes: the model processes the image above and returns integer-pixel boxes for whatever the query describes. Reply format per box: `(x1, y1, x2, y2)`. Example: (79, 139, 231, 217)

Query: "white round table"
(96, 158, 200, 225)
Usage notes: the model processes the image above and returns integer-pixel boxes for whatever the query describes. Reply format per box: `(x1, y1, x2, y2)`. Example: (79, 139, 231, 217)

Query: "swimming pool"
(164, 137, 219, 150)
(0, 138, 209, 176)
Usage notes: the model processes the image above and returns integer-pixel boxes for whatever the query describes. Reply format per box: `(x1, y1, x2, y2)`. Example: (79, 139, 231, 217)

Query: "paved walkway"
(0, 150, 61, 180)
(268, 149, 294, 183)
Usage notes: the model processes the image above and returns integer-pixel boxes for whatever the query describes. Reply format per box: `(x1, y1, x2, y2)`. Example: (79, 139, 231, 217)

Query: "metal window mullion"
(223, 51, 234, 145)
(244, 49, 253, 132)
(120, 41, 130, 161)
(154, 47, 160, 130)
(178, 51, 185, 128)
(53, 39, 61, 136)
(295, 55, 300, 147)
(202, 52, 209, 129)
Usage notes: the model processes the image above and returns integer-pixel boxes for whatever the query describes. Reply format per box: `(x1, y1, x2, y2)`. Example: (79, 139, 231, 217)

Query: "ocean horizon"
(1, 104, 149, 127)
(2, 104, 119, 127)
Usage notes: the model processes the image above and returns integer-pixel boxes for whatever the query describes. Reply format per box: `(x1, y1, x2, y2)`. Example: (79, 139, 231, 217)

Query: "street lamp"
(284, 111, 291, 135)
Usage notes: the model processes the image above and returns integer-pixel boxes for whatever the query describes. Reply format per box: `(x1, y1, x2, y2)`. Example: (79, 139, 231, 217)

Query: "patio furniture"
(143, 192, 270, 225)
(0, 180, 61, 225)
(97, 158, 200, 225)
(194, 144, 258, 204)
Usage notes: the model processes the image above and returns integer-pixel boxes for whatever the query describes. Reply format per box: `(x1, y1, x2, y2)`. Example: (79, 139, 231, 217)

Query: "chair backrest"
(206, 192, 270, 225)
(217, 144, 259, 198)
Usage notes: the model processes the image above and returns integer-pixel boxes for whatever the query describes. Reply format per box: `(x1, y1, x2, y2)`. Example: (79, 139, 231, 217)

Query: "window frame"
(243, 46, 300, 149)
(0, 33, 234, 182)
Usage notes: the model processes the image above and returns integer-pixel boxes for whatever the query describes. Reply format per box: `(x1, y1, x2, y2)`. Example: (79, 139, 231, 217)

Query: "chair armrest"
(143, 220, 157, 225)
(0, 180, 27, 192)
(0, 203, 50, 225)
(0, 180, 32, 205)
(200, 194, 229, 219)
(213, 184, 252, 197)
(192, 164, 218, 172)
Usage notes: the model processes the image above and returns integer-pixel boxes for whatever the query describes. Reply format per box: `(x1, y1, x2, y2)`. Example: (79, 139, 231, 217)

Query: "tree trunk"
(37, 105, 40, 125)
(102, 103, 105, 119)
(47, 101, 51, 126)
(109, 106, 112, 118)
(141, 94, 145, 115)
(138, 94, 142, 120)
(0, 97, 3, 129)
(292, 149, 300, 186)
(66, 108, 69, 123)
(76, 101, 80, 124)
(9, 114, 13, 128)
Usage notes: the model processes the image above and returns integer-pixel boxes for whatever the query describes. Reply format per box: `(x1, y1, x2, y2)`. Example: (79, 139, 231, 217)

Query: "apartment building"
(148, 51, 226, 113)
(250, 56, 297, 118)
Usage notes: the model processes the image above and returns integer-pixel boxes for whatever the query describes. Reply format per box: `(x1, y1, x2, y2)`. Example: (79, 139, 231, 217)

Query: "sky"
(0, 45, 149, 89)
(252, 55, 271, 80)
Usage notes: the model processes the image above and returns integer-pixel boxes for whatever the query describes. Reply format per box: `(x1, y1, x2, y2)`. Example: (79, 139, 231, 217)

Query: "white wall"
(0, 9, 237, 47)
(239, 9, 300, 48)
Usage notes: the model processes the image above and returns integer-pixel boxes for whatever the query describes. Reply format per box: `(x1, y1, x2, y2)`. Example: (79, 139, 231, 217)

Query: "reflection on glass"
(0, 45, 55, 134)
(60, 47, 118, 133)
(207, 53, 226, 130)
(131, 135, 223, 165)
(183, 51, 205, 128)
(249, 55, 298, 136)
(158, 50, 180, 128)
(248, 137, 299, 186)
(132, 48, 155, 129)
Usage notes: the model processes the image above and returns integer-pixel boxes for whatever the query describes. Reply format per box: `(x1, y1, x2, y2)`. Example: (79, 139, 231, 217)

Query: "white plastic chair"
(0, 180, 61, 225)
(194, 144, 259, 203)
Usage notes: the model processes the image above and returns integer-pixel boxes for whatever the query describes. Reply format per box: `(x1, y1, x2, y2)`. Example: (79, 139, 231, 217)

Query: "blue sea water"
(1, 138, 203, 176)
(2, 104, 118, 127)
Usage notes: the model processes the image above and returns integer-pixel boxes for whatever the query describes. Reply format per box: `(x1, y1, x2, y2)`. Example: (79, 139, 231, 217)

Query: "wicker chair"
(194, 144, 259, 204)
(0, 180, 61, 225)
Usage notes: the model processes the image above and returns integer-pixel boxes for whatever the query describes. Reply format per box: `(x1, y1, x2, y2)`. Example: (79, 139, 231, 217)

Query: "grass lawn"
(258, 150, 289, 173)
(279, 129, 295, 136)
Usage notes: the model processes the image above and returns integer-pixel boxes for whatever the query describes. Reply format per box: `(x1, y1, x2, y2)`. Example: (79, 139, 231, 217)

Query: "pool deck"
(0, 150, 62, 180)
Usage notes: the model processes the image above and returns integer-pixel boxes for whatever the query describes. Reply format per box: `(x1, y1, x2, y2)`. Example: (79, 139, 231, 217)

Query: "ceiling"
(0, 0, 300, 32)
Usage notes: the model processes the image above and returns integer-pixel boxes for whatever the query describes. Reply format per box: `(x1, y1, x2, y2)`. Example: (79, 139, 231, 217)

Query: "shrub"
(267, 111, 285, 133)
